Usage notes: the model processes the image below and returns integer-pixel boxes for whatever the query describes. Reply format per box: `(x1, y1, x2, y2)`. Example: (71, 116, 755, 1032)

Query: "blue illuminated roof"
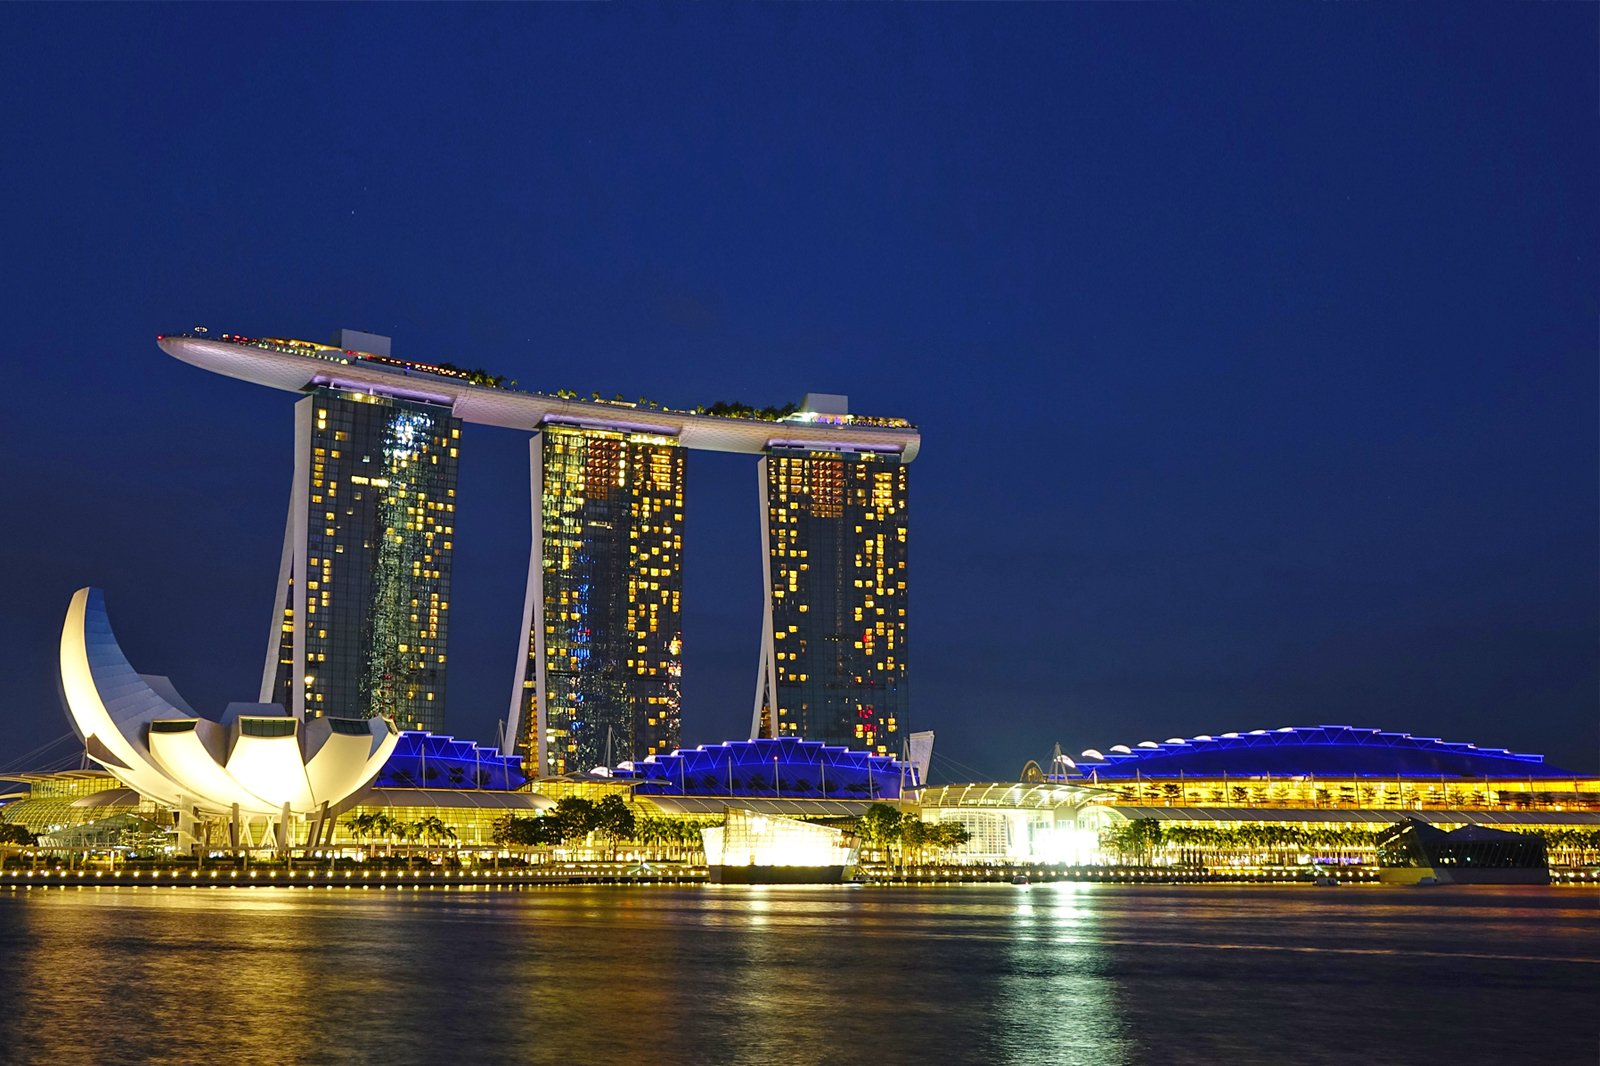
(614, 736, 914, 799)
(375, 731, 527, 791)
(1062, 725, 1572, 779)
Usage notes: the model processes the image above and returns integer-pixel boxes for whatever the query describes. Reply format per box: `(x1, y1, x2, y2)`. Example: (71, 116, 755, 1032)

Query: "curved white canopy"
(60, 588, 398, 818)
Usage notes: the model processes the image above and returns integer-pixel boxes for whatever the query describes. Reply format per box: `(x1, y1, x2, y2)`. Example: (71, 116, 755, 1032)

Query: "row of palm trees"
(1104, 821, 1600, 867)
(342, 813, 458, 857)
(1102, 820, 1394, 866)
(490, 805, 719, 861)
(630, 816, 721, 861)
(1522, 828, 1600, 864)
(1160, 824, 1384, 865)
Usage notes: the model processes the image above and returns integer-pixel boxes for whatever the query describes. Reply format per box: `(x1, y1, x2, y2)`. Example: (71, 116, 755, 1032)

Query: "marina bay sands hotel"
(158, 329, 919, 778)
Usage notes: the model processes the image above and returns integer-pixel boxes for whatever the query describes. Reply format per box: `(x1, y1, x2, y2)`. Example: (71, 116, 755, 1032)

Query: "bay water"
(1, 883, 1593, 1065)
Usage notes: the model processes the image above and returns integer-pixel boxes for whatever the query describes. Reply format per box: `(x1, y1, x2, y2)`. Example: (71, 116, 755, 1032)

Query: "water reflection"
(0, 885, 1593, 1065)
(989, 884, 1125, 1064)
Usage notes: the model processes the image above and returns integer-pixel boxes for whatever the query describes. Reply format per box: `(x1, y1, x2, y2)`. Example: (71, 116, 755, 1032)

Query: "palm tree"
(637, 817, 675, 859)
(1101, 818, 1164, 866)
(678, 819, 716, 862)
(344, 812, 376, 852)
(414, 815, 455, 860)
(374, 814, 401, 860)
(386, 818, 405, 859)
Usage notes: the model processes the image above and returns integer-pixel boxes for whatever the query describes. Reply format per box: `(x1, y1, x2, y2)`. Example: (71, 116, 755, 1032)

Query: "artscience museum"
(59, 587, 398, 847)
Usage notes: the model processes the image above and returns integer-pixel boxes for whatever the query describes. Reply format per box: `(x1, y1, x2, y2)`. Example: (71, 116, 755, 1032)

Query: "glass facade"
(269, 388, 460, 731)
(702, 808, 858, 871)
(513, 426, 684, 775)
(1376, 820, 1549, 871)
(1082, 775, 1600, 811)
(754, 448, 908, 753)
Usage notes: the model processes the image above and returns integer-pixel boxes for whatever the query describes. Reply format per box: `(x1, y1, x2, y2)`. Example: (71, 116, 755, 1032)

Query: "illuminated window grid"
(526, 426, 684, 776)
(1092, 775, 1600, 811)
(765, 449, 908, 753)
(273, 389, 460, 732)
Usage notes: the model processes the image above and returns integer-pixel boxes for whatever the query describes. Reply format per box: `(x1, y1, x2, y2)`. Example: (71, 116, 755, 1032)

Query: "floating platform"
(707, 864, 852, 885)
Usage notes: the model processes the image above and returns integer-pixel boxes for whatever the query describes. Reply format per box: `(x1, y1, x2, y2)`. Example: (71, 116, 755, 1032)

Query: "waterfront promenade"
(0, 864, 706, 890)
(4, 863, 1594, 889)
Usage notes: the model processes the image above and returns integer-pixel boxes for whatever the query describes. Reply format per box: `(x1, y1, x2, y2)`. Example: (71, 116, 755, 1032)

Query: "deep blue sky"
(4, 6, 1595, 778)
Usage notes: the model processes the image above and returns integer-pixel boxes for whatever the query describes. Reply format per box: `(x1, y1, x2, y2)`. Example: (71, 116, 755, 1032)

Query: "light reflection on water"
(0, 884, 1594, 1065)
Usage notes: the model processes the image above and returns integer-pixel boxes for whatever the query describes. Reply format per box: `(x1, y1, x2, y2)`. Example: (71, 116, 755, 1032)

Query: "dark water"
(1, 883, 1594, 1065)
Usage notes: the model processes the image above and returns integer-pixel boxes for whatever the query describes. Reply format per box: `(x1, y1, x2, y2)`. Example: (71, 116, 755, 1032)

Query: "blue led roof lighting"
(613, 736, 915, 799)
(1062, 725, 1572, 779)
(375, 731, 528, 791)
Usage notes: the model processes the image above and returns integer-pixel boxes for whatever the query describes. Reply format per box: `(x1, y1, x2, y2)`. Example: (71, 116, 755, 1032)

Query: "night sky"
(4, 6, 1595, 778)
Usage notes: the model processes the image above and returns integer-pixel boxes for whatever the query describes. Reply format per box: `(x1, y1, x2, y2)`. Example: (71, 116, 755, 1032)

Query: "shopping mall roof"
(1064, 725, 1576, 779)
(641, 796, 878, 818)
(374, 731, 526, 792)
(617, 736, 914, 800)
(918, 782, 1103, 811)
(1104, 806, 1600, 827)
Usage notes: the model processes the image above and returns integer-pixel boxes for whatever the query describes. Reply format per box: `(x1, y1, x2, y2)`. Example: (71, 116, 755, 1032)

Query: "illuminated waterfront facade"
(702, 808, 859, 883)
(14, 675, 1600, 866)
(752, 447, 909, 753)
(508, 426, 684, 776)
(265, 387, 460, 731)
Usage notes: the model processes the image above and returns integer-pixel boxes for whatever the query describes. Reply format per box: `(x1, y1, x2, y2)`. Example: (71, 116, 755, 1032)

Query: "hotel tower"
(158, 330, 918, 774)
(259, 332, 461, 732)
(508, 425, 686, 776)
(750, 398, 908, 753)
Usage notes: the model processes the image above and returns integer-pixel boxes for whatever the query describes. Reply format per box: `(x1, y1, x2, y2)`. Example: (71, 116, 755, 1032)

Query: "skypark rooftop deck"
(158, 331, 921, 460)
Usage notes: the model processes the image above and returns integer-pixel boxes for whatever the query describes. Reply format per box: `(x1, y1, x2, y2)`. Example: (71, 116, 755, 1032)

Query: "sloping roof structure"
(616, 736, 914, 799)
(641, 796, 875, 818)
(918, 782, 1103, 811)
(1065, 725, 1573, 779)
(374, 732, 526, 791)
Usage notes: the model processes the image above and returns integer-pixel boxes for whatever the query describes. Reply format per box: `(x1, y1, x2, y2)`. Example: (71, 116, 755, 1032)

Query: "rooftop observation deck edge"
(157, 333, 922, 461)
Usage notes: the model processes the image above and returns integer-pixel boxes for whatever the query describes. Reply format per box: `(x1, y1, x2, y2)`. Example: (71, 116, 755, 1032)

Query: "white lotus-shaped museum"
(60, 587, 398, 819)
